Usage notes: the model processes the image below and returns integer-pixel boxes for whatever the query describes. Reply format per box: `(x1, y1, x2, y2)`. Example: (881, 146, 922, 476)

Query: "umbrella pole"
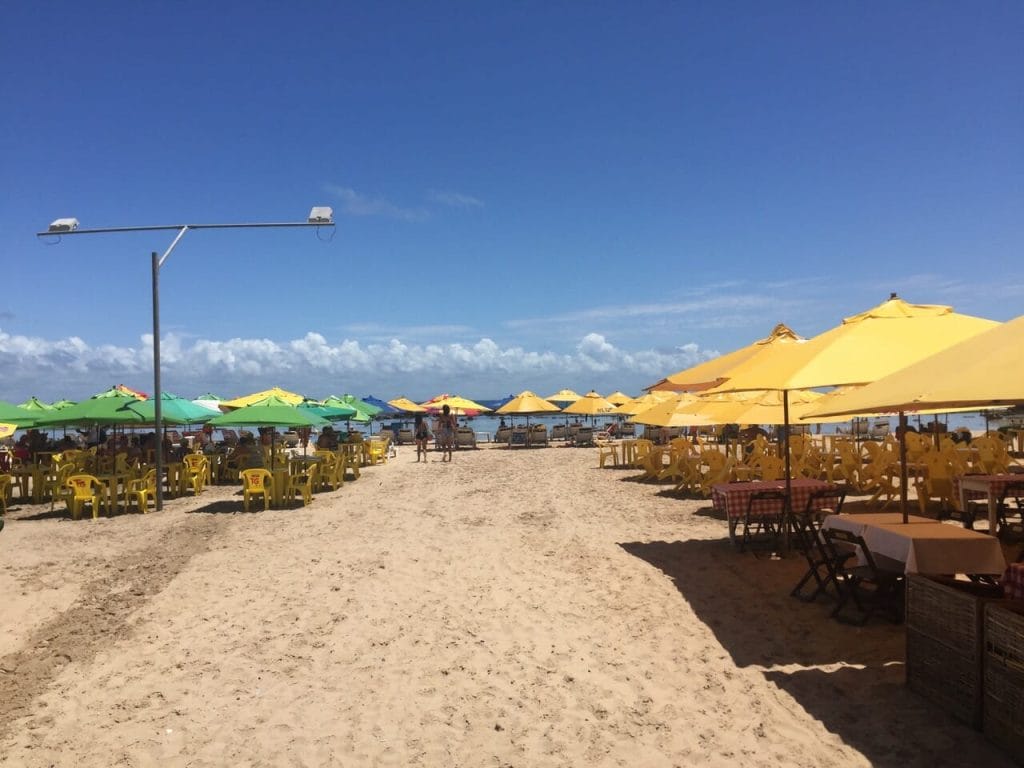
(782, 390, 793, 553)
(899, 411, 909, 524)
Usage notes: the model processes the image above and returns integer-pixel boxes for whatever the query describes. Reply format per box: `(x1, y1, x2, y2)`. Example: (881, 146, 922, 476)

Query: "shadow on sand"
(619, 538, 1013, 766)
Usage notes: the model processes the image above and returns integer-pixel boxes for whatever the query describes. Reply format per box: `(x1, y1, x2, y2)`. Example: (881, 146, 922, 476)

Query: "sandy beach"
(0, 444, 1013, 767)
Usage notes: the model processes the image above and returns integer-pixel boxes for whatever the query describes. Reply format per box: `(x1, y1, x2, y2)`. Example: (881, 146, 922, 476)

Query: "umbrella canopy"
(220, 387, 305, 409)
(50, 399, 77, 410)
(711, 296, 999, 394)
(805, 315, 1024, 417)
(420, 395, 492, 415)
(208, 395, 329, 428)
(545, 389, 582, 405)
(126, 392, 222, 425)
(91, 384, 147, 400)
(195, 392, 223, 401)
(0, 400, 37, 427)
(561, 391, 617, 416)
(615, 391, 675, 416)
(649, 323, 804, 392)
(323, 395, 375, 422)
(604, 391, 632, 406)
(18, 396, 54, 412)
(34, 391, 145, 427)
(297, 401, 357, 421)
(496, 391, 563, 416)
(630, 393, 712, 427)
(388, 396, 428, 413)
(363, 395, 401, 415)
(708, 295, 1000, 523)
(684, 389, 848, 426)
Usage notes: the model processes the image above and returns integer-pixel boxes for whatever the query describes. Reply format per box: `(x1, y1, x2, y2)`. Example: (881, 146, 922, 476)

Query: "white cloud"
(427, 190, 484, 209)
(324, 183, 428, 222)
(0, 328, 716, 402)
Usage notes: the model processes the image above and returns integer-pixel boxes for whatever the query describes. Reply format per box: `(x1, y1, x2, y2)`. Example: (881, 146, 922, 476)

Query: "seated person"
(227, 435, 265, 470)
(316, 426, 339, 450)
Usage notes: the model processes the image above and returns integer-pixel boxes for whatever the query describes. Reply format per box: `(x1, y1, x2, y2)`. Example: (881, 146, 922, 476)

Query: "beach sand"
(0, 444, 1013, 767)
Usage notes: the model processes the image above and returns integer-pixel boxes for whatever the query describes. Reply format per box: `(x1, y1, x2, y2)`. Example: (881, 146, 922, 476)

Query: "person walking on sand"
(438, 404, 457, 462)
(414, 414, 431, 462)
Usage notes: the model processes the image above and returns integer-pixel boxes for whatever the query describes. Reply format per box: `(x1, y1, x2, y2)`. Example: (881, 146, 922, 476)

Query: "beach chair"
(739, 490, 786, 556)
(823, 528, 905, 625)
(789, 506, 850, 603)
(126, 469, 158, 514)
(182, 454, 208, 495)
(456, 428, 477, 449)
(0, 473, 11, 515)
(64, 474, 104, 520)
(528, 425, 548, 447)
(575, 427, 594, 447)
(241, 468, 273, 512)
(286, 464, 318, 507)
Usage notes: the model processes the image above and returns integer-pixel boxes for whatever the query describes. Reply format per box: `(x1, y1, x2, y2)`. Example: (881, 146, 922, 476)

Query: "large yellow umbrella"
(561, 391, 617, 416)
(712, 296, 998, 394)
(545, 388, 582, 405)
(221, 386, 305, 409)
(689, 389, 849, 426)
(630, 392, 712, 427)
(648, 323, 804, 392)
(388, 396, 428, 413)
(615, 391, 675, 416)
(604, 391, 632, 406)
(420, 394, 492, 415)
(804, 315, 1024, 417)
(709, 294, 999, 520)
(496, 391, 562, 415)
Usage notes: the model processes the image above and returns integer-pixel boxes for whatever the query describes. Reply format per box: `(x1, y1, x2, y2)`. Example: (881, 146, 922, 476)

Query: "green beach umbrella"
(50, 399, 77, 410)
(298, 401, 357, 421)
(18, 396, 54, 412)
(208, 395, 330, 429)
(126, 392, 222, 425)
(33, 391, 144, 427)
(323, 395, 374, 422)
(0, 400, 38, 427)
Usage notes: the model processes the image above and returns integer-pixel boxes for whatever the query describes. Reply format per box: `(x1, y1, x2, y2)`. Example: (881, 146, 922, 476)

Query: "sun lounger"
(456, 427, 477, 449)
(528, 424, 549, 447)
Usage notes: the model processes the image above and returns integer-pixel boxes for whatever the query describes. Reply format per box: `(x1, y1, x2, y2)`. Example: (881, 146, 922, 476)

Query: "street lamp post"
(36, 209, 335, 510)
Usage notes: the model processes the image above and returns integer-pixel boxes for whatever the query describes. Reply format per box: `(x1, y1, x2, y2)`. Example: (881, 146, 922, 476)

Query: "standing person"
(414, 414, 430, 462)
(438, 404, 458, 462)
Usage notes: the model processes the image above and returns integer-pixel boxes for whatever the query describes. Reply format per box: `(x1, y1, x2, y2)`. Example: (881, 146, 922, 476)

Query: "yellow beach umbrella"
(545, 388, 582, 405)
(221, 386, 305, 409)
(604, 391, 632, 406)
(0, 424, 16, 439)
(496, 391, 563, 415)
(712, 296, 998, 394)
(690, 389, 849, 426)
(388, 396, 428, 413)
(561, 391, 617, 416)
(630, 393, 712, 427)
(648, 323, 804, 392)
(420, 394, 492, 414)
(805, 315, 1024, 417)
(709, 294, 999, 521)
(615, 391, 674, 416)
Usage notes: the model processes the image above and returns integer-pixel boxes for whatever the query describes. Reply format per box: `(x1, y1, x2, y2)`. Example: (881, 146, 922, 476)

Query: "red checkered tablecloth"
(953, 474, 1021, 506)
(1004, 563, 1024, 600)
(711, 478, 836, 521)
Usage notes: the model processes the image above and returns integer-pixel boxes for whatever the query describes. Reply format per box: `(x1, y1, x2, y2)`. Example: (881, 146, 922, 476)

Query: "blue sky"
(2, 2, 1022, 403)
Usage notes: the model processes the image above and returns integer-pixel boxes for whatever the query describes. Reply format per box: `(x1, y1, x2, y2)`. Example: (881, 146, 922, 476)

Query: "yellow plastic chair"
(126, 469, 158, 514)
(183, 454, 208, 495)
(286, 465, 318, 507)
(64, 474, 104, 520)
(45, 464, 76, 511)
(0, 473, 11, 515)
(241, 468, 273, 512)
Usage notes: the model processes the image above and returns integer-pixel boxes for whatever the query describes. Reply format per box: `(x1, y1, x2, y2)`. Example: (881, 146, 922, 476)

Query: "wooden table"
(955, 474, 1021, 535)
(822, 516, 1006, 575)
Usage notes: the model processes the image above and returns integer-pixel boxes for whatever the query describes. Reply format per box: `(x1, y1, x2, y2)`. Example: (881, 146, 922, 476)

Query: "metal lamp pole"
(37, 213, 335, 510)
